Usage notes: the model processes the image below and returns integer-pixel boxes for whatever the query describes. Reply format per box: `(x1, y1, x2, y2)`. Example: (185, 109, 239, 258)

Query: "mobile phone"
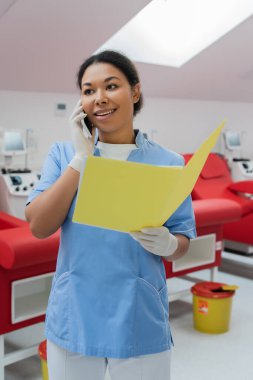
(81, 115, 92, 139)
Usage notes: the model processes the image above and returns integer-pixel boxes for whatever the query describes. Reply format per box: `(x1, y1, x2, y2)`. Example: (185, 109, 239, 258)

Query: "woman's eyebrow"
(82, 76, 120, 87)
(104, 76, 120, 83)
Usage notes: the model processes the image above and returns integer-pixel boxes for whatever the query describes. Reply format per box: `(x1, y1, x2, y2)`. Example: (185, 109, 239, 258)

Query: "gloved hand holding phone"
(130, 226, 178, 258)
(68, 99, 94, 173)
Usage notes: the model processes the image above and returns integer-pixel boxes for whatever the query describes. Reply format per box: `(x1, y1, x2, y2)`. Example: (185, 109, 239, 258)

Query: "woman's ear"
(132, 83, 141, 104)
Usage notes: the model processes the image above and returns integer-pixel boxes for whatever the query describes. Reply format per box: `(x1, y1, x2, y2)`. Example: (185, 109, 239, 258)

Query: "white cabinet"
(172, 234, 216, 272)
(11, 272, 54, 324)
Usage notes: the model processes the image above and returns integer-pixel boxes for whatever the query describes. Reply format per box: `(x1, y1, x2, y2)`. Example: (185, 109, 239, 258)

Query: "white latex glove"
(68, 99, 93, 172)
(130, 227, 178, 257)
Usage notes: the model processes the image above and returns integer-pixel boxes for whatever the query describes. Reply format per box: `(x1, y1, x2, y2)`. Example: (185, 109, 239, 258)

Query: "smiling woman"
(80, 63, 139, 143)
(25, 50, 196, 380)
(77, 50, 143, 144)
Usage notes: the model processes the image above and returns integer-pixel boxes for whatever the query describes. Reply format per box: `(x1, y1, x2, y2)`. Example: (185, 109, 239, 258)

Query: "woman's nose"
(95, 90, 108, 105)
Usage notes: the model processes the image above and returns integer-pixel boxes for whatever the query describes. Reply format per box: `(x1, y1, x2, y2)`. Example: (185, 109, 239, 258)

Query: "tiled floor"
(4, 252, 253, 380)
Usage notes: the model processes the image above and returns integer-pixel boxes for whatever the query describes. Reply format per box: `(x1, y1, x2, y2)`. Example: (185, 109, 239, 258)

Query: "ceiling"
(1, 0, 253, 102)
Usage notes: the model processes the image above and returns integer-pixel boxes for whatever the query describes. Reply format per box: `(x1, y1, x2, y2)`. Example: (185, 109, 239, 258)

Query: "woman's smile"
(93, 107, 117, 121)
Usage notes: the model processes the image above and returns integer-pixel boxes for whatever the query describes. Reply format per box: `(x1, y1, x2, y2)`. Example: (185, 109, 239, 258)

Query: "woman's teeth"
(95, 109, 115, 116)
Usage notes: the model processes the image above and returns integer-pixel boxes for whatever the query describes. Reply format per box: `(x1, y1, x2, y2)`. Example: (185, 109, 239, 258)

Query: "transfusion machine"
(0, 169, 39, 219)
(0, 129, 39, 219)
(223, 130, 253, 183)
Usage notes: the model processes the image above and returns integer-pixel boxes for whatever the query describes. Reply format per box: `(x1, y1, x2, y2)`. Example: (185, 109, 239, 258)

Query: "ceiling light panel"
(96, 0, 253, 67)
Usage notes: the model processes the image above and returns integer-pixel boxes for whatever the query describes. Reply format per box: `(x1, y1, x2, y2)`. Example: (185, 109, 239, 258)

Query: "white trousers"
(47, 340, 171, 380)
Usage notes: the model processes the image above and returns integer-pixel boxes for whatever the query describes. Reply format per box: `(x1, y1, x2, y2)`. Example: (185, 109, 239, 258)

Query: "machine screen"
(224, 131, 241, 151)
(10, 175, 22, 186)
(4, 131, 25, 152)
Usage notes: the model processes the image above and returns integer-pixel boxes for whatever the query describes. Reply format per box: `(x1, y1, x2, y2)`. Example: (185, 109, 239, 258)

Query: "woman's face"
(80, 62, 140, 140)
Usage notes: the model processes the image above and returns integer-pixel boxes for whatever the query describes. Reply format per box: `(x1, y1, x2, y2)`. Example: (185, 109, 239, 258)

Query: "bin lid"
(191, 281, 235, 299)
(38, 340, 47, 361)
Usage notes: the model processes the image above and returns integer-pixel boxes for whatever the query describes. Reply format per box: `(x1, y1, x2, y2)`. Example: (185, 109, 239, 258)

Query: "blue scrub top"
(27, 130, 196, 358)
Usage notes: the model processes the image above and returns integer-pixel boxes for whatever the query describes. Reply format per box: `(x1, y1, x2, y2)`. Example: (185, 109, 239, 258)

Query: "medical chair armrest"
(0, 211, 27, 229)
(0, 227, 60, 270)
(227, 180, 253, 195)
(193, 199, 241, 227)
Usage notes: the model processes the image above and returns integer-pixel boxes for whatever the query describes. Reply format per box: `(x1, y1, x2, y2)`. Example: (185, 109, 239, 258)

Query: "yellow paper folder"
(73, 122, 225, 232)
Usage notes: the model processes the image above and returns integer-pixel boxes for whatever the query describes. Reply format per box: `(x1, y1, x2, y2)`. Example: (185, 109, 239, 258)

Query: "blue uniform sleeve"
(163, 155, 196, 239)
(26, 143, 61, 205)
(164, 195, 196, 239)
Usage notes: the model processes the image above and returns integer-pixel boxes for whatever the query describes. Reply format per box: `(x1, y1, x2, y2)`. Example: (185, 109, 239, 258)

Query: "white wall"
(135, 98, 253, 159)
(0, 91, 78, 169)
(0, 90, 252, 170)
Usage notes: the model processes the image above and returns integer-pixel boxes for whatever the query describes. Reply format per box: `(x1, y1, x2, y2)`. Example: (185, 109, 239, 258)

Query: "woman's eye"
(83, 88, 94, 95)
(107, 84, 118, 90)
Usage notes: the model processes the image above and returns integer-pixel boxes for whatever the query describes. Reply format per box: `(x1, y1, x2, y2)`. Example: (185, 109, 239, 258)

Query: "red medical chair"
(0, 212, 59, 379)
(183, 153, 253, 254)
(163, 198, 241, 300)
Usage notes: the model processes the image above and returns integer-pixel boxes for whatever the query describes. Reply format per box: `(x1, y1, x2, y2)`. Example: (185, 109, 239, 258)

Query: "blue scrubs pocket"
(134, 278, 169, 350)
(46, 271, 70, 342)
(159, 284, 169, 321)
